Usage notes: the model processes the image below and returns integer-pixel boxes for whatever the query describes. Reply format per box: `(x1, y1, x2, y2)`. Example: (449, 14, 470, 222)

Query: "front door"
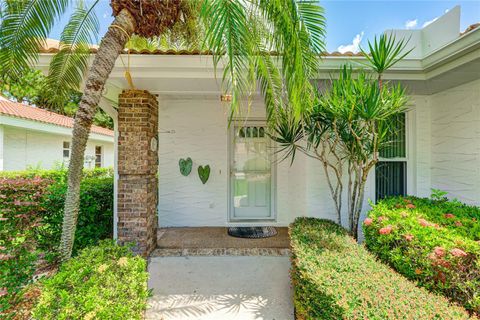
(230, 122, 275, 221)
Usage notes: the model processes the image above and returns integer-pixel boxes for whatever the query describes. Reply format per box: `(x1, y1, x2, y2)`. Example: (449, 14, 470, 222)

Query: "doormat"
(227, 226, 277, 239)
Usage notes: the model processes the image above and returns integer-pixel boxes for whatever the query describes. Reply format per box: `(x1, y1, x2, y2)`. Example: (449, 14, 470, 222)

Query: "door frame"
(228, 118, 277, 223)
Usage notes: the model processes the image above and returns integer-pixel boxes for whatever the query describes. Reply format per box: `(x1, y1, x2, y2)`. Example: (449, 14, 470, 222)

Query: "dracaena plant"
(0, 0, 326, 259)
(272, 34, 410, 239)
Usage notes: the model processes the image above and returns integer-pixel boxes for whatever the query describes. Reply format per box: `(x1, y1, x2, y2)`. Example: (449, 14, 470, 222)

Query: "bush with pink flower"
(364, 196, 480, 315)
(0, 169, 113, 315)
(290, 218, 471, 319)
(0, 177, 50, 313)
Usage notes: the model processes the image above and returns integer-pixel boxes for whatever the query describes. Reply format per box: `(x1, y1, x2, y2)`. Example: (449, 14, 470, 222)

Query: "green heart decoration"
(179, 157, 193, 176)
(198, 165, 211, 184)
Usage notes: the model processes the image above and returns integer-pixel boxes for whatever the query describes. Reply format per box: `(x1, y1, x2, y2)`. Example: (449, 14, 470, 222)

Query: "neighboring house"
(37, 6, 479, 255)
(0, 96, 114, 171)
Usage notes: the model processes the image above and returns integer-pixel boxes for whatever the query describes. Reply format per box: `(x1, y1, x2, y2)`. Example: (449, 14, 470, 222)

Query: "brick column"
(117, 90, 158, 256)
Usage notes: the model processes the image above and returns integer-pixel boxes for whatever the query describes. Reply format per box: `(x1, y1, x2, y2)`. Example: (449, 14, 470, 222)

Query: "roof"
(37, 23, 479, 57)
(0, 96, 113, 137)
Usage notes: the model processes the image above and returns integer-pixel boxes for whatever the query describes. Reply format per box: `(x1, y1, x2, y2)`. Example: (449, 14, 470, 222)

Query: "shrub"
(364, 196, 480, 315)
(33, 241, 149, 320)
(40, 177, 113, 257)
(0, 177, 51, 312)
(0, 169, 113, 313)
(0, 167, 113, 180)
(290, 217, 472, 319)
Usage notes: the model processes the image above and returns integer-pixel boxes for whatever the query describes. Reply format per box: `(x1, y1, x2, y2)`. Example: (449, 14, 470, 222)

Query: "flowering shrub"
(290, 217, 471, 319)
(0, 177, 51, 312)
(364, 196, 480, 315)
(0, 169, 113, 315)
(33, 241, 149, 320)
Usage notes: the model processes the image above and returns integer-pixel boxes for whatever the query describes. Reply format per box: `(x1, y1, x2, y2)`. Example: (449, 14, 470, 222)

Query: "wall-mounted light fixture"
(220, 94, 232, 102)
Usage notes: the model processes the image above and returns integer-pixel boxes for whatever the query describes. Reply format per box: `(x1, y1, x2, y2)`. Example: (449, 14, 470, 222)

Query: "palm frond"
(199, 0, 326, 122)
(0, 0, 69, 80)
(201, 0, 255, 116)
(45, 0, 100, 108)
(296, 0, 327, 54)
(255, 0, 326, 118)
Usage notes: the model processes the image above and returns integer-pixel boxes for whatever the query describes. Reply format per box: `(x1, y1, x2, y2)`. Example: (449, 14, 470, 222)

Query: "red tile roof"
(0, 96, 113, 137)
(461, 23, 480, 36)
(37, 23, 479, 56)
(37, 46, 365, 57)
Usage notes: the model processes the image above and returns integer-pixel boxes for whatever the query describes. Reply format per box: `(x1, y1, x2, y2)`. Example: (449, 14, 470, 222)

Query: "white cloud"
(337, 31, 364, 54)
(422, 17, 438, 28)
(405, 19, 418, 29)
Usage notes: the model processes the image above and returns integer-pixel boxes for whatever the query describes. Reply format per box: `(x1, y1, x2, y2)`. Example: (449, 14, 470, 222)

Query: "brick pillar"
(117, 89, 158, 256)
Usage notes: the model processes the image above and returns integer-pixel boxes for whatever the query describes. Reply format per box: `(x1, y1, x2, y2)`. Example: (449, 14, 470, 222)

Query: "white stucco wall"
(158, 98, 316, 227)
(2, 125, 114, 171)
(430, 79, 480, 205)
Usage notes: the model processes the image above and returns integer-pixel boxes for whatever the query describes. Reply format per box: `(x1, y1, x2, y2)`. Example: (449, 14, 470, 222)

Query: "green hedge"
(290, 217, 472, 319)
(0, 169, 113, 313)
(0, 167, 113, 180)
(33, 241, 149, 320)
(364, 196, 480, 315)
(39, 177, 113, 256)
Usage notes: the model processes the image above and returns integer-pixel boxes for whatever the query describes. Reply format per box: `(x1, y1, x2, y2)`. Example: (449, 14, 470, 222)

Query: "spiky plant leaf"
(360, 33, 413, 75)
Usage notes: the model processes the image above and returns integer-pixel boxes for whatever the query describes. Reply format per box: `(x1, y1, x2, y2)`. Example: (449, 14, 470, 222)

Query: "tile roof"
(37, 23, 479, 56)
(461, 23, 480, 36)
(0, 96, 113, 137)
(37, 45, 364, 57)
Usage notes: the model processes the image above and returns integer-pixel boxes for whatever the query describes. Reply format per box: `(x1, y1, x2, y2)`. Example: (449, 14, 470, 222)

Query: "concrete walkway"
(146, 256, 294, 320)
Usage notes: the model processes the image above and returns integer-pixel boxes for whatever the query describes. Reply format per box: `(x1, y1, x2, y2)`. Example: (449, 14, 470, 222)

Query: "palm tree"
(0, 0, 326, 260)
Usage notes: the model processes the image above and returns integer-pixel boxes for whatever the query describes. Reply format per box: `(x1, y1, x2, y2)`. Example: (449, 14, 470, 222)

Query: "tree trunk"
(59, 9, 137, 261)
(352, 178, 366, 239)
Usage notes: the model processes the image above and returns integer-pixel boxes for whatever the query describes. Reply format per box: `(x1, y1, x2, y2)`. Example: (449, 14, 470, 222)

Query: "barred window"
(376, 113, 407, 200)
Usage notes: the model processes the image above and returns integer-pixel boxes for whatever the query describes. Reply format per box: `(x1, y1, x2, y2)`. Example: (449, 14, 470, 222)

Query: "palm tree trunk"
(59, 9, 136, 261)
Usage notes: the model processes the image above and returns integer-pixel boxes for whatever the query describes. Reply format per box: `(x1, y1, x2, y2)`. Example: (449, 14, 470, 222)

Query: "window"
(63, 141, 70, 158)
(375, 113, 407, 200)
(95, 146, 102, 168)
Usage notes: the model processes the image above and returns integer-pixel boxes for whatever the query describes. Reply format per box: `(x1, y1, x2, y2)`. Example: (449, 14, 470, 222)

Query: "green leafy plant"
(179, 157, 193, 176)
(272, 34, 410, 238)
(290, 217, 472, 319)
(40, 177, 113, 258)
(431, 188, 448, 201)
(33, 240, 149, 320)
(360, 33, 413, 88)
(364, 196, 480, 315)
(198, 165, 210, 184)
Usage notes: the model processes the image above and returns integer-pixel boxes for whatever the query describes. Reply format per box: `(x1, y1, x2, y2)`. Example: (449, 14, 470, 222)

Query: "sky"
(49, 0, 480, 53)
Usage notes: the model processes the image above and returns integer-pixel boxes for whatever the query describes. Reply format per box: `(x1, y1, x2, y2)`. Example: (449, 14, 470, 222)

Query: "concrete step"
(150, 247, 291, 257)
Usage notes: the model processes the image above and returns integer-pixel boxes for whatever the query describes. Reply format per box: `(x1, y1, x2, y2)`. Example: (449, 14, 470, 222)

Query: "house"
(0, 96, 114, 171)
(37, 6, 480, 255)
